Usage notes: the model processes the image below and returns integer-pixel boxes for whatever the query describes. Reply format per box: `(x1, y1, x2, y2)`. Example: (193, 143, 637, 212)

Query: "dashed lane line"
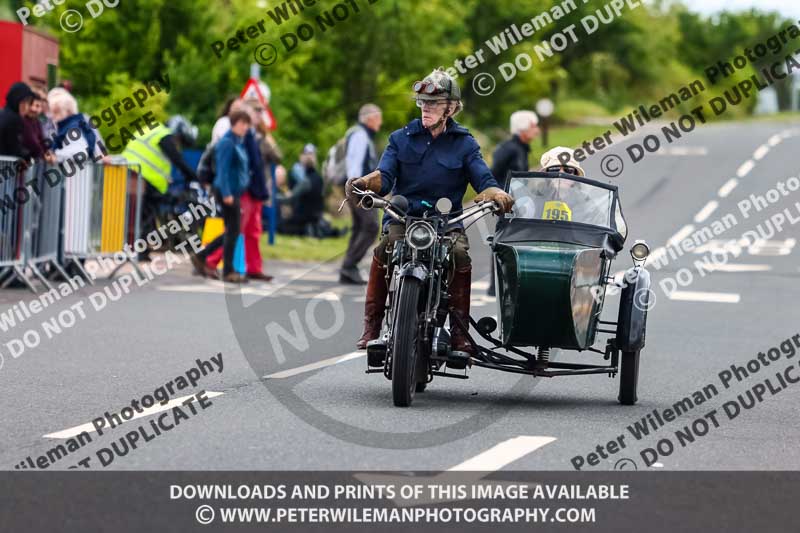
(666, 291, 740, 304)
(717, 178, 738, 198)
(693, 200, 719, 224)
(264, 351, 364, 379)
(736, 160, 755, 178)
(447, 436, 557, 472)
(667, 225, 696, 246)
(43, 392, 225, 440)
(698, 264, 772, 273)
(355, 436, 557, 506)
(753, 145, 770, 161)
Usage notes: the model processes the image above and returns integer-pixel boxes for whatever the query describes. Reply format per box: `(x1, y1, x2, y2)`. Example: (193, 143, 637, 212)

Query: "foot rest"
(366, 340, 387, 368)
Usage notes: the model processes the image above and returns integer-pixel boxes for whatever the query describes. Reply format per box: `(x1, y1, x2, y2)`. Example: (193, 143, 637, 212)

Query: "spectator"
(47, 89, 104, 163)
(35, 88, 57, 143)
(21, 93, 55, 164)
(340, 103, 382, 285)
(486, 110, 539, 296)
(192, 110, 252, 284)
(0, 82, 36, 158)
(491, 110, 539, 189)
(203, 99, 272, 281)
(279, 144, 326, 236)
(211, 97, 240, 144)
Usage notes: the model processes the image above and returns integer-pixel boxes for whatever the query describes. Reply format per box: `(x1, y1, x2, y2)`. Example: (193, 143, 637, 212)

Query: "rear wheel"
(618, 349, 641, 405)
(392, 277, 422, 407)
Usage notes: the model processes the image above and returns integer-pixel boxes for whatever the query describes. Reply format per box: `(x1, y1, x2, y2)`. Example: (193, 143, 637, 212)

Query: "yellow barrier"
(202, 217, 225, 245)
(100, 165, 128, 253)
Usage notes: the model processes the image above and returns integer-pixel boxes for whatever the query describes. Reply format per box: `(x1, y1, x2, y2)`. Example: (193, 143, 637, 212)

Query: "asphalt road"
(2, 118, 799, 473)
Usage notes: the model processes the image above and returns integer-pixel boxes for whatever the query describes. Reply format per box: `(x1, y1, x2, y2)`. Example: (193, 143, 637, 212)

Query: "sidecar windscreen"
(495, 172, 627, 255)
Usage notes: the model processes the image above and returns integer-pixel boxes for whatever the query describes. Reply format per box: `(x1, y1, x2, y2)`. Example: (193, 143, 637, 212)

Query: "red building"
(0, 20, 59, 106)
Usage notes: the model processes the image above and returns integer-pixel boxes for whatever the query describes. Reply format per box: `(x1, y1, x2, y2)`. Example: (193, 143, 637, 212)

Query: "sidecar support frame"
(453, 314, 621, 378)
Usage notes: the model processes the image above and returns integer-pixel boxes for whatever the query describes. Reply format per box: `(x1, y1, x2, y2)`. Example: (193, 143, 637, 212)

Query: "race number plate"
(543, 201, 572, 221)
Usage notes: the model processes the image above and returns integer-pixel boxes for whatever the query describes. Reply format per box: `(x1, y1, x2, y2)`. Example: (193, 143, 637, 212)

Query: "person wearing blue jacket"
(193, 110, 251, 283)
(345, 68, 515, 355)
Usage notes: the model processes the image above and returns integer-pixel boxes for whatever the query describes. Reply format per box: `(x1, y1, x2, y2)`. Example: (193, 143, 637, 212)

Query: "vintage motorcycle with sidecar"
(356, 171, 652, 407)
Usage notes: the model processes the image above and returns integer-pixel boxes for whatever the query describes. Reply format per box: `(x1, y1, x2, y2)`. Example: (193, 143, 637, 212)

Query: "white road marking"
(736, 160, 755, 178)
(667, 291, 740, 303)
(264, 351, 364, 379)
(668, 225, 695, 246)
(355, 436, 557, 506)
(652, 462, 664, 468)
(693, 201, 719, 223)
(157, 283, 286, 297)
(698, 264, 772, 273)
(654, 146, 708, 156)
(472, 280, 490, 290)
(768, 134, 782, 146)
(448, 436, 557, 472)
(752, 145, 770, 161)
(747, 238, 796, 256)
(717, 178, 738, 198)
(43, 392, 225, 439)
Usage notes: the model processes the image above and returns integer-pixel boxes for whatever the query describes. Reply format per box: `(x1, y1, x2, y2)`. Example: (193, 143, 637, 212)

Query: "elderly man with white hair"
(486, 109, 539, 295)
(490, 110, 539, 189)
(339, 103, 383, 284)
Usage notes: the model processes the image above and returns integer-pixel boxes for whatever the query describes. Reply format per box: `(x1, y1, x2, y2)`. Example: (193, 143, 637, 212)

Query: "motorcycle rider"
(121, 115, 199, 259)
(346, 67, 515, 355)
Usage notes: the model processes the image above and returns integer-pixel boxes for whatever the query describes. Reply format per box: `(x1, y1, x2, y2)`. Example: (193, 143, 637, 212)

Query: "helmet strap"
(428, 102, 453, 132)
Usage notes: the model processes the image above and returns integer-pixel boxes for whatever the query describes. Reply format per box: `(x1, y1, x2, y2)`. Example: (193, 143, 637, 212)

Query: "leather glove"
(474, 186, 515, 214)
(345, 170, 382, 199)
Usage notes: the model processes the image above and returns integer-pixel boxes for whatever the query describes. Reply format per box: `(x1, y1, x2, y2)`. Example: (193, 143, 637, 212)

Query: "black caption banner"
(0, 472, 795, 532)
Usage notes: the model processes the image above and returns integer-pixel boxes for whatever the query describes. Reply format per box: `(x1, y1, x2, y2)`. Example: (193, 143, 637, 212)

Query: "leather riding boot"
(356, 257, 389, 349)
(449, 266, 475, 355)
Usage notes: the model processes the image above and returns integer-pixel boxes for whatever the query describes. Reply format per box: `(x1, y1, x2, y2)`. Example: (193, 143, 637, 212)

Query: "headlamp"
(406, 222, 436, 251)
(630, 241, 650, 261)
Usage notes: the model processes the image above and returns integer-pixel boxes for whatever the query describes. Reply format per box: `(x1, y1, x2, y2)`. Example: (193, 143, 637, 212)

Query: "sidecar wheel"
(392, 277, 422, 407)
(618, 349, 641, 405)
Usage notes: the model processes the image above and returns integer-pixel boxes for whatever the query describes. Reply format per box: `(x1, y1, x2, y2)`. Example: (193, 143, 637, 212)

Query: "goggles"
(415, 98, 447, 109)
(545, 165, 580, 176)
(413, 78, 452, 96)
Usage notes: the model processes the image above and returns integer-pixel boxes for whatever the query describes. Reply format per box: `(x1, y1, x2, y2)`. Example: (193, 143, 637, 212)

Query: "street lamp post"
(536, 98, 555, 148)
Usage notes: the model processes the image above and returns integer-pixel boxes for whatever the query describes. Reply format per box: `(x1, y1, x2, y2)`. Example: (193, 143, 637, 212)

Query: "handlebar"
(342, 187, 501, 225)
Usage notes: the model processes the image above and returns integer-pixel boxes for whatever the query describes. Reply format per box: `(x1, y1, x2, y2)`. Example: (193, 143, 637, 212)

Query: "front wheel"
(391, 277, 423, 407)
(618, 349, 641, 405)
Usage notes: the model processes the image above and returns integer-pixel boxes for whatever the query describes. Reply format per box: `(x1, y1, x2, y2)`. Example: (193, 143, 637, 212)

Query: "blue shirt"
(214, 130, 249, 198)
(377, 118, 499, 226)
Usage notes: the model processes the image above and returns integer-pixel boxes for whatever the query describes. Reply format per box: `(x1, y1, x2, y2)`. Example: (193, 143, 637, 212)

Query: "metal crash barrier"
(24, 162, 70, 290)
(62, 162, 144, 283)
(0, 157, 143, 293)
(0, 156, 32, 290)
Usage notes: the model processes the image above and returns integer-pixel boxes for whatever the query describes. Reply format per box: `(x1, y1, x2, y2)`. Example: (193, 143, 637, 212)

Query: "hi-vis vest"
(121, 125, 172, 194)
